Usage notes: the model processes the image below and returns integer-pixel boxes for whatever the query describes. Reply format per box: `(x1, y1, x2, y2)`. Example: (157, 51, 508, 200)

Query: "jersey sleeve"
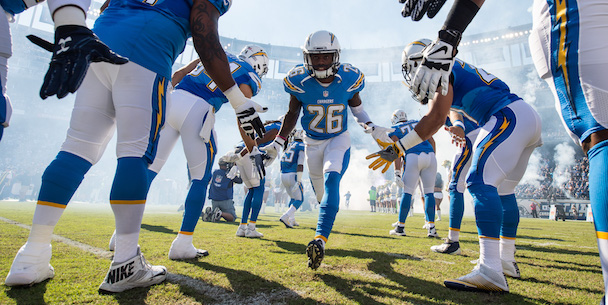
(341, 64, 365, 95)
(283, 66, 307, 97)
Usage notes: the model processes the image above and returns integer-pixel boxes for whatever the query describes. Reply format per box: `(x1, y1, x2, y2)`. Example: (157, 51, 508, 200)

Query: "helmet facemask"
(302, 30, 341, 80)
(239, 45, 269, 78)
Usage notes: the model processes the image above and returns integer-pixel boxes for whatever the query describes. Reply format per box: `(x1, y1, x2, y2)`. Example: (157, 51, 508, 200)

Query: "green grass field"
(0, 200, 603, 304)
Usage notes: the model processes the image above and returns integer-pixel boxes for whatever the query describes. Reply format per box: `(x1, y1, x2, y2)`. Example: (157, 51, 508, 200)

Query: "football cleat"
(306, 239, 325, 270)
(422, 222, 430, 229)
(390, 226, 407, 236)
(201, 207, 213, 222)
(245, 227, 264, 238)
(290, 217, 299, 226)
(5, 243, 54, 286)
(212, 207, 223, 222)
(98, 247, 166, 293)
(392, 221, 400, 228)
(427, 226, 439, 238)
(444, 263, 509, 293)
(236, 225, 247, 237)
(279, 214, 294, 228)
(168, 238, 209, 260)
(431, 239, 461, 255)
(501, 259, 521, 278)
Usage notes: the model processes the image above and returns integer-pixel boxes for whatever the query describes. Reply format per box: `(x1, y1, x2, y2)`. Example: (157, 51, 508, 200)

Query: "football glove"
(410, 39, 456, 101)
(226, 165, 239, 180)
(400, 0, 448, 21)
(366, 144, 404, 173)
(220, 150, 240, 163)
(234, 100, 267, 140)
(394, 170, 405, 189)
(35, 25, 128, 99)
(261, 137, 285, 165)
(249, 146, 266, 179)
(363, 123, 395, 149)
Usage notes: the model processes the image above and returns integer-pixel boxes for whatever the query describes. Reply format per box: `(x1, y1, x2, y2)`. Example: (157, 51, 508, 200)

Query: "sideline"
(0, 216, 299, 304)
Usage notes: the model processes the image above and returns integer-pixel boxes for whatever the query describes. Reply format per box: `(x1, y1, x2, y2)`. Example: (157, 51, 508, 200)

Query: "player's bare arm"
(171, 59, 201, 87)
(278, 95, 302, 140)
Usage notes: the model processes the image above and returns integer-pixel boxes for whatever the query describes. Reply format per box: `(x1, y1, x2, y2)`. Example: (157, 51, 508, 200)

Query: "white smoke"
(552, 142, 576, 197)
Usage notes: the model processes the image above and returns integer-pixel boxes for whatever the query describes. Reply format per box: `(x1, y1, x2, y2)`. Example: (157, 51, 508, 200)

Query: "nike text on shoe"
(390, 226, 407, 236)
(431, 239, 461, 255)
(444, 263, 509, 293)
(5, 244, 54, 286)
(306, 239, 325, 270)
(501, 259, 521, 278)
(168, 239, 209, 260)
(279, 214, 293, 228)
(98, 247, 167, 293)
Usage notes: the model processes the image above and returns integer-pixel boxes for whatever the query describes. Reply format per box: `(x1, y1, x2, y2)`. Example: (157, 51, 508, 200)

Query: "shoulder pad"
(339, 64, 365, 92)
(284, 65, 308, 94)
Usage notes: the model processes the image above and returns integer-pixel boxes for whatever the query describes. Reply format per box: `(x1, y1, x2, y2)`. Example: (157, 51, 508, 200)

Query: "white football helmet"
(239, 45, 269, 78)
(291, 129, 304, 142)
(391, 109, 408, 125)
(302, 30, 341, 79)
(402, 39, 432, 103)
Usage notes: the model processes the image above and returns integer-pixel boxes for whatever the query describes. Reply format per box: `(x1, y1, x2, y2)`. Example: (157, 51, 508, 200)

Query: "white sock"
(32, 204, 65, 227)
(248, 222, 256, 230)
(500, 238, 516, 261)
(110, 203, 145, 263)
(113, 232, 139, 263)
(27, 224, 55, 245)
(448, 229, 460, 242)
(479, 238, 501, 273)
(316, 238, 326, 249)
(287, 205, 297, 217)
(175, 233, 193, 244)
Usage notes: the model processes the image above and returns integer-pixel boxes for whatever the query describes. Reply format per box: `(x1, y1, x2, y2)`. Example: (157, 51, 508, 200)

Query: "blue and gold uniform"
(389, 120, 434, 155)
(281, 141, 305, 173)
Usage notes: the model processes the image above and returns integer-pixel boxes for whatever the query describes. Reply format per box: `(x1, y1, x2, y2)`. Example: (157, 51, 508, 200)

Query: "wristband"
(453, 120, 465, 130)
(396, 130, 423, 152)
(53, 5, 86, 27)
(297, 172, 303, 182)
(224, 84, 246, 109)
(442, 0, 479, 38)
(394, 169, 402, 177)
(274, 136, 285, 147)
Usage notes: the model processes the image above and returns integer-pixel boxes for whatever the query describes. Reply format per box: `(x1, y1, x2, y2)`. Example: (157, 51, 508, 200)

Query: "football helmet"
(391, 109, 408, 125)
(239, 45, 269, 78)
(302, 30, 341, 79)
(402, 39, 432, 104)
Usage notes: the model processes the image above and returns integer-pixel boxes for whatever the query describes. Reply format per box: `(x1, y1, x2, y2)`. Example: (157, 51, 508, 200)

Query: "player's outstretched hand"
(39, 25, 128, 99)
(410, 39, 455, 101)
(363, 124, 395, 149)
(261, 137, 284, 166)
(366, 144, 404, 173)
(249, 146, 266, 179)
(235, 99, 268, 140)
(444, 126, 465, 147)
(400, 0, 448, 20)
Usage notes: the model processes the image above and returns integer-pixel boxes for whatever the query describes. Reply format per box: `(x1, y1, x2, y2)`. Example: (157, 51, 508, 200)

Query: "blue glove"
(39, 25, 128, 99)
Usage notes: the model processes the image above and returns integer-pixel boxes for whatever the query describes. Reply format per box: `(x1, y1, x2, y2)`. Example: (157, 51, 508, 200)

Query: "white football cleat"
(392, 221, 400, 228)
(427, 226, 439, 238)
(168, 238, 209, 260)
(279, 214, 293, 228)
(444, 263, 509, 292)
(245, 227, 264, 238)
(5, 243, 54, 286)
(236, 225, 247, 237)
(430, 239, 461, 255)
(389, 226, 407, 236)
(306, 239, 325, 270)
(99, 247, 166, 293)
(290, 217, 299, 226)
(422, 222, 430, 229)
(501, 259, 521, 278)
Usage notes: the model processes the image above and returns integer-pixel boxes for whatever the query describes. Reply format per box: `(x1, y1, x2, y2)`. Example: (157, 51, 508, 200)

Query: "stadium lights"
(460, 30, 531, 46)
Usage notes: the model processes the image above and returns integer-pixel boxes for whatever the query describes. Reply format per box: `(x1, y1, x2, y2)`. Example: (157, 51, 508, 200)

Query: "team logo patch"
(323, 91, 329, 97)
(215, 175, 223, 183)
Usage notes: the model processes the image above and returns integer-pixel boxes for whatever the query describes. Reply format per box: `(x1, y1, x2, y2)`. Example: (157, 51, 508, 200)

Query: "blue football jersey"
(445, 116, 479, 135)
(280, 140, 305, 173)
(236, 121, 281, 149)
(93, 0, 231, 79)
(284, 63, 365, 140)
(451, 58, 520, 126)
(0, 0, 36, 15)
(389, 120, 434, 155)
(176, 53, 261, 112)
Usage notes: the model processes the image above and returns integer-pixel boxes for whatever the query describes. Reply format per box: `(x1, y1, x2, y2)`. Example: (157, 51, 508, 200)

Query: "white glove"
(199, 108, 216, 143)
(363, 123, 395, 149)
(224, 84, 268, 139)
(249, 146, 266, 180)
(400, 0, 448, 21)
(394, 169, 405, 189)
(220, 150, 240, 163)
(226, 165, 239, 180)
(261, 137, 285, 166)
(411, 39, 456, 101)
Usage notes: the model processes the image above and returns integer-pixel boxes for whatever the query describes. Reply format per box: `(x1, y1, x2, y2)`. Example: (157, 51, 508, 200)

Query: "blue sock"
(241, 189, 254, 224)
(110, 157, 149, 203)
(180, 178, 210, 233)
(0, 126, 3, 142)
(315, 172, 341, 240)
(398, 193, 412, 223)
(449, 189, 465, 230)
(424, 193, 436, 223)
(500, 194, 519, 238)
(38, 151, 92, 206)
(249, 182, 265, 222)
(589, 140, 608, 233)
(469, 183, 502, 238)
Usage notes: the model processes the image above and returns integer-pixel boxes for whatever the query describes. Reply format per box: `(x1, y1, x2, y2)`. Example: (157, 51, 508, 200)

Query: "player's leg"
(0, 55, 9, 143)
(99, 63, 168, 292)
(6, 63, 115, 286)
(169, 99, 215, 259)
(246, 180, 265, 238)
(420, 153, 439, 237)
(235, 153, 261, 237)
(280, 172, 300, 228)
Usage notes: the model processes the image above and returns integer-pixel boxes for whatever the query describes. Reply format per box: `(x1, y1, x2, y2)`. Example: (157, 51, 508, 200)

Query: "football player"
(107, 45, 269, 259)
(368, 39, 542, 292)
(279, 129, 306, 228)
(388, 109, 439, 238)
(430, 112, 479, 255)
(262, 30, 393, 270)
(5, 0, 266, 293)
